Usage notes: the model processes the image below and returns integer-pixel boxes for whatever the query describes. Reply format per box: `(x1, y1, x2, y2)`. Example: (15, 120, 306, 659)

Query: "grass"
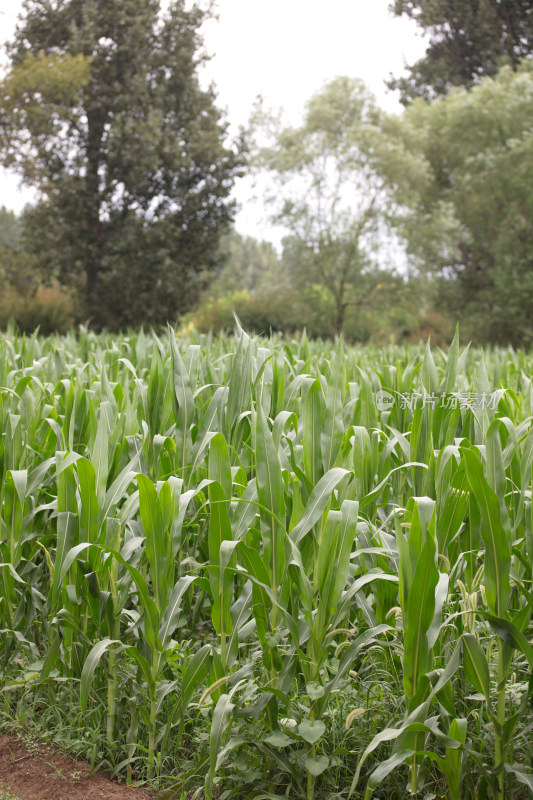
(0, 786, 29, 800)
(0, 785, 21, 800)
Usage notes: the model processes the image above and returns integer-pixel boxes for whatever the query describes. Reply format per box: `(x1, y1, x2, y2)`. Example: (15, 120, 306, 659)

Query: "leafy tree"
(394, 63, 533, 345)
(389, 0, 533, 103)
(0, 207, 22, 253)
(0, 0, 244, 329)
(0, 207, 39, 296)
(211, 229, 284, 296)
(252, 77, 416, 336)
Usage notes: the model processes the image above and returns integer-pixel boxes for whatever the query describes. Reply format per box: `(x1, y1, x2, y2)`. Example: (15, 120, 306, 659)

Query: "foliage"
(191, 285, 326, 338)
(212, 229, 285, 297)
(0, 208, 73, 334)
(0, 284, 75, 335)
(0, 51, 92, 178)
(0, 207, 39, 296)
(192, 263, 427, 344)
(251, 77, 419, 336)
(391, 63, 533, 346)
(0, 0, 244, 330)
(1, 327, 533, 800)
(389, 0, 533, 103)
(0, 207, 23, 252)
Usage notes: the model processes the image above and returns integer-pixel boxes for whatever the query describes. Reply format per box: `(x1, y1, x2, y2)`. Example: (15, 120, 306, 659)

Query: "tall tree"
(389, 0, 533, 103)
(0, 207, 38, 296)
(0, 0, 244, 329)
(393, 63, 533, 345)
(252, 77, 417, 336)
(212, 229, 284, 297)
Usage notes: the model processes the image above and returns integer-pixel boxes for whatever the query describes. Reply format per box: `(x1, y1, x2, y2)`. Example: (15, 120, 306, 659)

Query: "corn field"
(1, 324, 532, 799)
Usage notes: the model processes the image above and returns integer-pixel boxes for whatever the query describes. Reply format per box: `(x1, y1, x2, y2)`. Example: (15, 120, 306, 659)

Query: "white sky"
(0, 0, 427, 243)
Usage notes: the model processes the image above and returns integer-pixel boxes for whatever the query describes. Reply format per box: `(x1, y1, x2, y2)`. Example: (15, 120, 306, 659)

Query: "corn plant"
(1, 326, 533, 798)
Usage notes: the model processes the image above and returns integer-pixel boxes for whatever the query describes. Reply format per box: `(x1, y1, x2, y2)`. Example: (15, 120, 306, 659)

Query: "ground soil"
(0, 734, 154, 800)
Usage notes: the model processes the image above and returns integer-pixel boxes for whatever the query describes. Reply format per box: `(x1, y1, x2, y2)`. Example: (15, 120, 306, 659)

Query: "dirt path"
(0, 734, 153, 800)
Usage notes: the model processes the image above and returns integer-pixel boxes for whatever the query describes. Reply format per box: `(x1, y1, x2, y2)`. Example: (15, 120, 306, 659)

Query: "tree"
(211, 229, 284, 297)
(394, 63, 533, 345)
(252, 77, 416, 336)
(389, 0, 533, 104)
(0, 0, 244, 329)
(0, 207, 39, 296)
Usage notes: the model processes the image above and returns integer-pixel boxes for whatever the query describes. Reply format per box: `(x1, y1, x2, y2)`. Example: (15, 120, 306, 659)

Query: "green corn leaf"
(98, 451, 140, 527)
(227, 335, 252, 443)
(26, 457, 55, 496)
(55, 542, 162, 652)
(440, 325, 461, 394)
(181, 643, 211, 711)
(208, 480, 235, 637)
(462, 446, 511, 618)
(208, 432, 232, 505)
(504, 764, 533, 792)
(317, 624, 390, 715)
(39, 630, 61, 684)
(254, 405, 286, 586)
(480, 612, 533, 669)
(190, 386, 228, 478)
(238, 543, 272, 646)
(205, 693, 235, 800)
(321, 340, 344, 473)
(290, 467, 350, 545)
(422, 341, 439, 394)
(80, 637, 121, 713)
(50, 511, 78, 610)
(159, 575, 196, 649)
(137, 474, 172, 612)
(303, 379, 324, 485)
(462, 633, 491, 701)
(403, 533, 439, 701)
(365, 750, 416, 797)
(485, 419, 506, 508)
(0, 563, 27, 584)
(226, 582, 253, 667)
(77, 458, 99, 544)
(169, 332, 194, 474)
(359, 462, 428, 510)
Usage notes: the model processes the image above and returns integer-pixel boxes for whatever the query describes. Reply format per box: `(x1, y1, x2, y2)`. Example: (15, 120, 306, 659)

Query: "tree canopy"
(0, 0, 244, 329)
(252, 77, 419, 336)
(389, 0, 533, 103)
(393, 63, 533, 345)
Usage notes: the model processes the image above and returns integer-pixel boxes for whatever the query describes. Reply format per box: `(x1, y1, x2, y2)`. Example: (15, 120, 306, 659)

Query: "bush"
(405, 310, 456, 348)
(0, 284, 75, 335)
(191, 278, 345, 336)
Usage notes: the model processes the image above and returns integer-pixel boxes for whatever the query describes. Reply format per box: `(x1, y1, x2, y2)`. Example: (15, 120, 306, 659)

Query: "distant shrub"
(190, 275, 450, 344)
(191, 286, 335, 338)
(0, 284, 75, 335)
(406, 310, 456, 348)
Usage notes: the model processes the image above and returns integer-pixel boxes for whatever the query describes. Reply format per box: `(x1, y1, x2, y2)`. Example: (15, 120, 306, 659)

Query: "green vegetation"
(1, 3, 532, 345)
(1, 326, 532, 799)
(0, 0, 243, 330)
(0, 785, 23, 800)
(1, 2, 532, 793)
(389, 0, 533, 102)
(394, 62, 533, 347)
(250, 77, 417, 337)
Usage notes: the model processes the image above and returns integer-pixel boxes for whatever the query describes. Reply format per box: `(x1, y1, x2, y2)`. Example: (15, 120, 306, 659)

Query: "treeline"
(191, 230, 445, 345)
(1, 0, 532, 345)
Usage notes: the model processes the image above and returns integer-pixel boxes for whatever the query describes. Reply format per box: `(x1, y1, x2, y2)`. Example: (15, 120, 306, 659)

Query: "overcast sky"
(0, 0, 427, 242)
